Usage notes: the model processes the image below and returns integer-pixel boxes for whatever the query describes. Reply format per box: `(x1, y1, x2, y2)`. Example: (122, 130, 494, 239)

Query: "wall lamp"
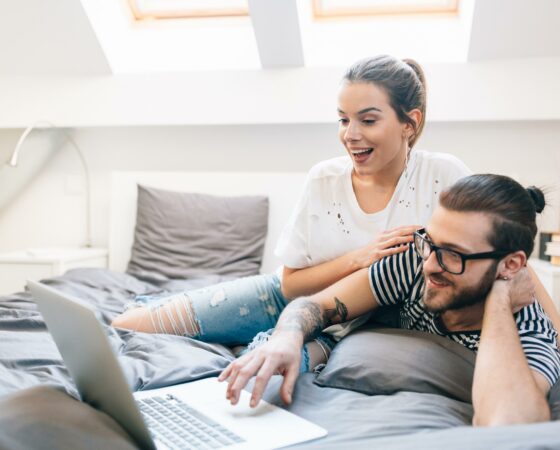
(6, 121, 92, 247)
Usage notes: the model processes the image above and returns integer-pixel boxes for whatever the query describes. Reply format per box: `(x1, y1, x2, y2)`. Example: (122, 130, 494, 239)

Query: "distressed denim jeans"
(135, 273, 288, 345)
(134, 273, 336, 372)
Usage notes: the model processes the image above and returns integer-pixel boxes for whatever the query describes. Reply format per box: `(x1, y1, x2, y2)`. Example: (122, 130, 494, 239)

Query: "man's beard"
(423, 261, 498, 314)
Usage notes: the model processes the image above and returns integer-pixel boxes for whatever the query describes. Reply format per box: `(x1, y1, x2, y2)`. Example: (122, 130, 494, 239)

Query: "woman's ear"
(405, 109, 422, 140)
(497, 251, 527, 279)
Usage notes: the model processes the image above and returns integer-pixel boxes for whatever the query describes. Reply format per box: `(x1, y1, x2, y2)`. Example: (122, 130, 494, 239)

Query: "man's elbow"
(473, 405, 551, 427)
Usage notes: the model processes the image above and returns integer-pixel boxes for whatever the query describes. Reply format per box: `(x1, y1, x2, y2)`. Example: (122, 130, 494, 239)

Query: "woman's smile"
(349, 147, 375, 164)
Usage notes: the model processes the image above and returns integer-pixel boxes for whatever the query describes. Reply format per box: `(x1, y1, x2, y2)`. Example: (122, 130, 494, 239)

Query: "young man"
(219, 174, 560, 427)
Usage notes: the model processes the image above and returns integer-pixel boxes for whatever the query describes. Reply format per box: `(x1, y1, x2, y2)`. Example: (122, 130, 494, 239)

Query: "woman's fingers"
(386, 224, 423, 237)
(378, 235, 414, 250)
(378, 245, 410, 258)
(380, 225, 423, 237)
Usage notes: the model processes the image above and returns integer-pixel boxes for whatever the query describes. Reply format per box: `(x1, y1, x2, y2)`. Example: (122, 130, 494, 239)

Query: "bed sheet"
(1, 268, 559, 450)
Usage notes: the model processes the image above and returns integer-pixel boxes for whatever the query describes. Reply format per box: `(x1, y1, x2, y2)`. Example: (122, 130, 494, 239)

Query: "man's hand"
(351, 225, 421, 269)
(218, 333, 302, 408)
(475, 267, 550, 426)
(488, 268, 536, 313)
(218, 269, 378, 408)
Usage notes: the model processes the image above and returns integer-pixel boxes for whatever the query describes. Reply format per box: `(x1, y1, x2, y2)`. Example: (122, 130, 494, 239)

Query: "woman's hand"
(281, 224, 421, 300)
(351, 225, 421, 270)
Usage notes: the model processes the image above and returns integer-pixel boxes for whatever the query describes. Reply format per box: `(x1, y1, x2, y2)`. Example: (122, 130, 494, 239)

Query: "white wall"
(468, 0, 560, 61)
(422, 121, 560, 236)
(3, 57, 560, 127)
(0, 122, 558, 253)
(0, 0, 110, 76)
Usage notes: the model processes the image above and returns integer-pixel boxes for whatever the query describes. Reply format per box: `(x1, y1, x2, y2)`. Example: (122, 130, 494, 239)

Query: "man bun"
(526, 186, 545, 214)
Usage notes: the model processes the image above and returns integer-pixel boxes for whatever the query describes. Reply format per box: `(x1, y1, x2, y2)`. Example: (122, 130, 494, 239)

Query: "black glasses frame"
(413, 229, 511, 275)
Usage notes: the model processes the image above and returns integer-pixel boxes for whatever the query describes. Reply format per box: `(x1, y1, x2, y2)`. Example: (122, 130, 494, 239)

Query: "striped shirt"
(368, 244, 560, 386)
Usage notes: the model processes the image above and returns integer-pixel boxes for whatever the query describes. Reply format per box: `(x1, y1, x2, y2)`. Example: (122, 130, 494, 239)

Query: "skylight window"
(312, 0, 459, 18)
(81, 0, 259, 72)
(81, 0, 473, 73)
(128, 0, 249, 21)
(298, 0, 473, 67)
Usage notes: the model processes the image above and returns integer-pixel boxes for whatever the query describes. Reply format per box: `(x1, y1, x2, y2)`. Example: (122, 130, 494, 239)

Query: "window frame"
(127, 0, 249, 21)
(312, 0, 459, 19)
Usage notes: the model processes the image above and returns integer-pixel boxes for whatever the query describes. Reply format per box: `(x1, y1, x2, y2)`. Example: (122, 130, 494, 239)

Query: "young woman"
(112, 55, 560, 368)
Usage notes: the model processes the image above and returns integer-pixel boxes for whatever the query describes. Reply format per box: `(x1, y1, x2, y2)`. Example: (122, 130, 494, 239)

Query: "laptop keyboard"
(137, 394, 246, 450)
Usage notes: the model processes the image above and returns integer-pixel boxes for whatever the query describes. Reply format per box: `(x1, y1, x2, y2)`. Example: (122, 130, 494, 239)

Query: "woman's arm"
(281, 225, 419, 300)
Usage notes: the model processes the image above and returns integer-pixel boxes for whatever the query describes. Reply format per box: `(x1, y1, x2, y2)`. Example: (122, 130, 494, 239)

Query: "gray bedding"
(1, 268, 559, 449)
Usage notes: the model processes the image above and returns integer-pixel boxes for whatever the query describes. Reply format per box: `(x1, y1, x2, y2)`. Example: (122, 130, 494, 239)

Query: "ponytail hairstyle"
(439, 174, 546, 257)
(343, 55, 427, 148)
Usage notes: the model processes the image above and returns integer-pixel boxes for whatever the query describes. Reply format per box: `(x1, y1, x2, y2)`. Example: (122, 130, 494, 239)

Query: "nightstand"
(0, 248, 108, 296)
(530, 259, 560, 311)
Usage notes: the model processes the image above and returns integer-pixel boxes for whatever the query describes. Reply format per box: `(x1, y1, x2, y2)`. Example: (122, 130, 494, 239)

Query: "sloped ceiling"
(1, 0, 559, 76)
(0, 0, 110, 76)
(468, 0, 560, 61)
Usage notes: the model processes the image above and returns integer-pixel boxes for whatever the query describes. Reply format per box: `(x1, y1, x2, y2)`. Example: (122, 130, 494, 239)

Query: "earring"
(500, 276, 509, 281)
(404, 145, 410, 178)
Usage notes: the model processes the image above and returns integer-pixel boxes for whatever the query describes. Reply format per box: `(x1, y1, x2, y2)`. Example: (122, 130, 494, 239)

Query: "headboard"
(109, 171, 307, 275)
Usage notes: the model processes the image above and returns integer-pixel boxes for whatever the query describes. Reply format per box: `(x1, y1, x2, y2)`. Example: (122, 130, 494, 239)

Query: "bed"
(1, 171, 559, 450)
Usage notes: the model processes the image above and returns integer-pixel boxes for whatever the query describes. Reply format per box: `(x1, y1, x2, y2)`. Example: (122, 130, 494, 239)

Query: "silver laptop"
(28, 280, 327, 450)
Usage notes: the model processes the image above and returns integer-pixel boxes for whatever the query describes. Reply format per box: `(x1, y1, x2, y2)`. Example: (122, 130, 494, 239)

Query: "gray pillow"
(314, 327, 475, 402)
(0, 386, 137, 450)
(127, 185, 269, 280)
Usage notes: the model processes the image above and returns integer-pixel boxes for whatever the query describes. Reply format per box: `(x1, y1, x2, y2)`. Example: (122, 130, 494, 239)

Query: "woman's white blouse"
(274, 150, 472, 339)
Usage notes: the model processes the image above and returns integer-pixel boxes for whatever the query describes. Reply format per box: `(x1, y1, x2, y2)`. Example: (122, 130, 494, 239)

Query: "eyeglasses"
(413, 229, 511, 275)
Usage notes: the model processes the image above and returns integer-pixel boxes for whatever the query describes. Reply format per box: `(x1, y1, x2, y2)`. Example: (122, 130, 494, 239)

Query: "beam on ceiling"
(248, 0, 305, 68)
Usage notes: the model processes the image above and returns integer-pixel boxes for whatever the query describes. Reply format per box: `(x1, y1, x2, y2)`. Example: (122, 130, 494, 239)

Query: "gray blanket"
(1, 268, 559, 449)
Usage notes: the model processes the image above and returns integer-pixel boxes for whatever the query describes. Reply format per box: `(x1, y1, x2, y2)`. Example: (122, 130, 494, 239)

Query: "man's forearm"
(272, 296, 347, 343)
(273, 267, 375, 346)
(473, 294, 550, 426)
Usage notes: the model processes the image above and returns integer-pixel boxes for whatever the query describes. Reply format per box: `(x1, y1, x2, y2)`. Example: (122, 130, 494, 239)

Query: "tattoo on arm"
(323, 297, 349, 326)
(275, 296, 350, 342)
(276, 299, 327, 341)
(329, 297, 348, 323)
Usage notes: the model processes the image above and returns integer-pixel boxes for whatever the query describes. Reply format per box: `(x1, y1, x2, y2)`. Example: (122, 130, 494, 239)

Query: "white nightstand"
(0, 248, 108, 296)
(530, 259, 560, 311)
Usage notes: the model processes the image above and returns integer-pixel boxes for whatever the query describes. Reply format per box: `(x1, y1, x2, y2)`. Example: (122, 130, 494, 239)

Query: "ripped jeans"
(133, 273, 336, 373)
